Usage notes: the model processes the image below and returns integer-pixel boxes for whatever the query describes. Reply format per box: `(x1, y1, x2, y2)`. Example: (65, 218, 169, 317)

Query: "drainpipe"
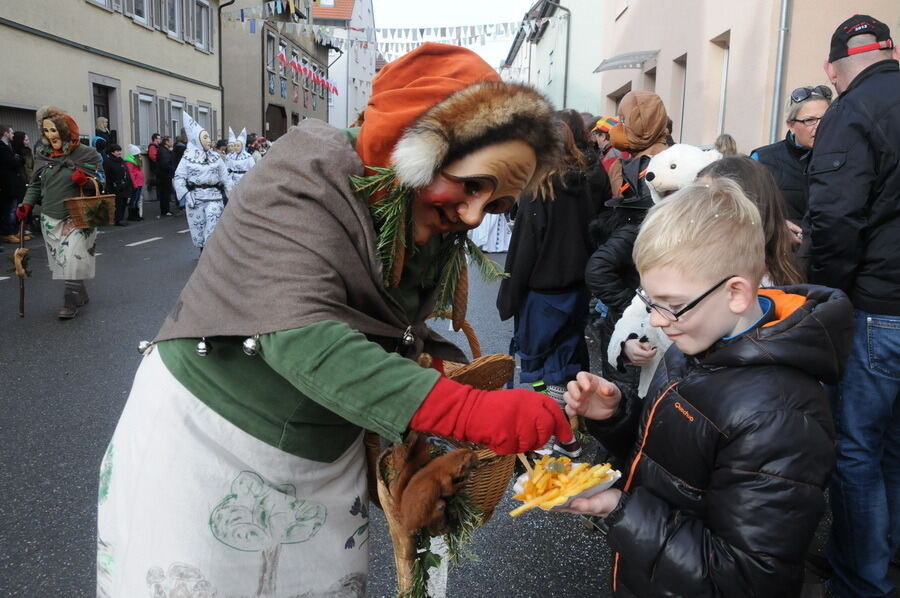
(218, 0, 236, 134)
(769, 0, 790, 143)
(543, 0, 570, 109)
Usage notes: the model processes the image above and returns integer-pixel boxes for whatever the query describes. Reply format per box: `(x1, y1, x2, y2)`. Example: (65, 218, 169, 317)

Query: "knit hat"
(356, 42, 561, 192)
(829, 14, 894, 62)
(592, 116, 620, 134)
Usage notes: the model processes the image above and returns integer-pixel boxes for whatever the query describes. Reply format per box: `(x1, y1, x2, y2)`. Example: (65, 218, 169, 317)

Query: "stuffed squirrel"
(388, 432, 479, 535)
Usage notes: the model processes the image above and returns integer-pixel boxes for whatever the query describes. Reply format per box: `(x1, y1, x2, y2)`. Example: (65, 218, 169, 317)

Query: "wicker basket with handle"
(366, 316, 516, 524)
(63, 177, 115, 229)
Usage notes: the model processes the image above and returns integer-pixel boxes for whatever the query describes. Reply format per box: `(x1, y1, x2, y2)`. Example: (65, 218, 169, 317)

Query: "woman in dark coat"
(498, 121, 609, 406)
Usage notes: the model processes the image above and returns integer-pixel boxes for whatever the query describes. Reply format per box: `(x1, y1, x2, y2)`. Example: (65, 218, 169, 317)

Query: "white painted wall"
(327, 0, 377, 127)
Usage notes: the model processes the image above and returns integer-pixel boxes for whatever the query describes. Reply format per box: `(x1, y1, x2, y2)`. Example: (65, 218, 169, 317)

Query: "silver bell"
(242, 335, 260, 356)
(137, 340, 152, 354)
(196, 338, 211, 356)
(401, 326, 415, 346)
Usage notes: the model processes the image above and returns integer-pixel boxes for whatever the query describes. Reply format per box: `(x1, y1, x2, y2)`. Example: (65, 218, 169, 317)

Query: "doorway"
(265, 104, 287, 140)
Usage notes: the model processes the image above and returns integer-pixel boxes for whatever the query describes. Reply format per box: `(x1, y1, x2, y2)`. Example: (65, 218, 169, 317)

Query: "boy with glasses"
(562, 179, 853, 597)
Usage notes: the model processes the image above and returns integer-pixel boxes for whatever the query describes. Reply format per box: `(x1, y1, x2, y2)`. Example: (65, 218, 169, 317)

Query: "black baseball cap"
(829, 14, 894, 63)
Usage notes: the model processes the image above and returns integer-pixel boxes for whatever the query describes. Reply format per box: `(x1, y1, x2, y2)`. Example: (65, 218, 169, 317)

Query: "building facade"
(314, 0, 377, 129)
(0, 0, 222, 149)
(503, 0, 897, 152)
(221, 0, 329, 141)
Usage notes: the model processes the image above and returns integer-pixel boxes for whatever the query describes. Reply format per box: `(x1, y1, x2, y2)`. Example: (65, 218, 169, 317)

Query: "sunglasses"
(636, 275, 735, 322)
(790, 85, 833, 104)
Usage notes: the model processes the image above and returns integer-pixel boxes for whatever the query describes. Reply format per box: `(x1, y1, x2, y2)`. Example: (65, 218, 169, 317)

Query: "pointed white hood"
(182, 111, 218, 163)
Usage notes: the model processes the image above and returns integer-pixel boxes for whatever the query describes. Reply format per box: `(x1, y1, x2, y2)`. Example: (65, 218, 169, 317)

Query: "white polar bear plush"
(644, 144, 722, 203)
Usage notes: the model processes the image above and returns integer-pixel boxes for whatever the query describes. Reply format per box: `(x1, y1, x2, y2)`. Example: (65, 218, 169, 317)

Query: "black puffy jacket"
(591, 285, 853, 598)
(751, 133, 810, 224)
(806, 59, 900, 316)
(584, 218, 641, 318)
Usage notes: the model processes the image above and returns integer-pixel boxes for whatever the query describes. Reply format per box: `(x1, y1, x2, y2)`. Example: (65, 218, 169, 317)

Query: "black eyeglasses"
(636, 275, 735, 322)
(790, 85, 833, 104)
(789, 116, 823, 127)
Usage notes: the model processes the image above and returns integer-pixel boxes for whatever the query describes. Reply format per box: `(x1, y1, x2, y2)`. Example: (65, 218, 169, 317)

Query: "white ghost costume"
(226, 127, 256, 189)
(173, 113, 232, 249)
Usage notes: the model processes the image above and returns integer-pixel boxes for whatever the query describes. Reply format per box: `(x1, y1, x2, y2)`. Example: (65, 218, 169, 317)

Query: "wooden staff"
(16, 219, 26, 317)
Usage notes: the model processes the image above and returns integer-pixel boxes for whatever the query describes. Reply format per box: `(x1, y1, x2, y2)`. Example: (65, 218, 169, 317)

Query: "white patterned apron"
(40, 214, 97, 280)
(97, 349, 368, 598)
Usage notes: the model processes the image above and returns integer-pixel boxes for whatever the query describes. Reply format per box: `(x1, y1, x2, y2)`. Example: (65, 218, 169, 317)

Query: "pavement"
(0, 215, 886, 598)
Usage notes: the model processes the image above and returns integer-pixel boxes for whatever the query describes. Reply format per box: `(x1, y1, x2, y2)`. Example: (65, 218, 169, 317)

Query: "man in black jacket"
(156, 136, 176, 217)
(0, 124, 26, 243)
(805, 15, 900, 598)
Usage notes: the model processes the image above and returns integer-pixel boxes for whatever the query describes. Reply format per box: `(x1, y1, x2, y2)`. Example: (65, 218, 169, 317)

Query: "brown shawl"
(155, 119, 466, 362)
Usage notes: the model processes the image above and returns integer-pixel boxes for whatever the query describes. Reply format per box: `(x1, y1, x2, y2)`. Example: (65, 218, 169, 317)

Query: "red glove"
(15, 203, 32, 222)
(409, 377, 575, 455)
(70, 168, 89, 187)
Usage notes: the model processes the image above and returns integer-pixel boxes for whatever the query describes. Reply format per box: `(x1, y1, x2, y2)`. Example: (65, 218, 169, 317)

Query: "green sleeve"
(23, 171, 42, 206)
(259, 320, 441, 444)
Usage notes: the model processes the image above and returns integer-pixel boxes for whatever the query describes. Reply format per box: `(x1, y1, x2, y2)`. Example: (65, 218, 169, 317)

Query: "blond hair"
(633, 179, 766, 286)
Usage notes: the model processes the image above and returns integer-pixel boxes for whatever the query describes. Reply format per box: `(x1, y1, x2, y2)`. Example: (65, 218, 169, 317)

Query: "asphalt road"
(0, 216, 614, 598)
(0, 212, 856, 598)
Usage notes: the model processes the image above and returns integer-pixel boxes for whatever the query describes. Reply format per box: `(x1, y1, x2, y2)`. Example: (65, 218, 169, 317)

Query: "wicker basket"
(367, 317, 516, 525)
(63, 178, 115, 229)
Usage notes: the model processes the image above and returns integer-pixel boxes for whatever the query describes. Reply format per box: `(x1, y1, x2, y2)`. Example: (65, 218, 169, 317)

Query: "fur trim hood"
(391, 81, 562, 191)
(356, 43, 561, 193)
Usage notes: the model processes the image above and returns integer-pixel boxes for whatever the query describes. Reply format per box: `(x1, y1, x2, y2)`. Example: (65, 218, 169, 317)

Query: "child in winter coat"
(563, 179, 852, 597)
(124, 144, 145, 221)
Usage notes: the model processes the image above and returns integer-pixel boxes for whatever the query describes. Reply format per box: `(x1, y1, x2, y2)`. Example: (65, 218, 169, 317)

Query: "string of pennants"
(223, 2, 557, 62)
(277, 47, 340, 95)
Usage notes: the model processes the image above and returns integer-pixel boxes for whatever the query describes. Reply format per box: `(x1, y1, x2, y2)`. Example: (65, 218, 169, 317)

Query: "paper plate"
(512, 467, 622, 511)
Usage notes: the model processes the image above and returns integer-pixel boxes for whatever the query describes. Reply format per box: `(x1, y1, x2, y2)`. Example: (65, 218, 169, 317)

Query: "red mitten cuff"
(409, 377, 574, 455)
(15, 203, 33, 221)
(71, 169, 89, 187)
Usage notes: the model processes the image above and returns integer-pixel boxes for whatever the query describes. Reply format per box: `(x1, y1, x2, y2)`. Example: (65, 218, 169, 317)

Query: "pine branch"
(444, 490, 483, 567)
(433, 235, 467, 312)
(464, 237, 509, 280)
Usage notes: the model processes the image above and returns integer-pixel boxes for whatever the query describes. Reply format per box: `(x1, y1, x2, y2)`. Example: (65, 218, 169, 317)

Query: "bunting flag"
(222, 3, 563, 95)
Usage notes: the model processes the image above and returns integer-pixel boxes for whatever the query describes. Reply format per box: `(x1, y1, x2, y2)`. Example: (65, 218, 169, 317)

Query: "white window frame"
(133, 0, 148, 23)
(317, 67, 325, 98)
(164, 0, 181, 37)
(138, 92, 155, 146)
(193, 0, 210, 51)
(197, 104, 211, 134)
(266, 32, 277, 72)
(87, 0, 113, 9)
(169, 98, 184, 138)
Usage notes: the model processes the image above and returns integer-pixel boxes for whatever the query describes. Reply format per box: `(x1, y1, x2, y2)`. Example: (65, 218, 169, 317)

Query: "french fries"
(509, 456, 614, 517)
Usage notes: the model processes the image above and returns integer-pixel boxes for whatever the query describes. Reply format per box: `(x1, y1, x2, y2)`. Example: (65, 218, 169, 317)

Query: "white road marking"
(125, 237, 163, 247)
(95, 253, 103, 256)
(177, 229, 190, 234)
(0, 276, 9, 282)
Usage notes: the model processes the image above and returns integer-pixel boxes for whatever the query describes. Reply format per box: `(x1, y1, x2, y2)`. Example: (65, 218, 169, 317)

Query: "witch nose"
(457, 202, 486, 228)
(645, 171, 656, 182)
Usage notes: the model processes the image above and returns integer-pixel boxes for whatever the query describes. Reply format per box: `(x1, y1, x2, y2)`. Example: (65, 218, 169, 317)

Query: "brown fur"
(392, 81, 563, 192)
(398, 448, 479, 535)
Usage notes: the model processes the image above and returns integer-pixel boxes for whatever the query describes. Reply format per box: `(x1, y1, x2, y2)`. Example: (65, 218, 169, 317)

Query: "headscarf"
(36, 106, 81, 158)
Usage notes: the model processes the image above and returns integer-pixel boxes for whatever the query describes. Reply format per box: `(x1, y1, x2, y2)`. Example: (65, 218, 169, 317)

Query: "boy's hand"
(624, 338, 657, 366)
(564, 371, 622, 421)
(557, 488, 622, 517)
